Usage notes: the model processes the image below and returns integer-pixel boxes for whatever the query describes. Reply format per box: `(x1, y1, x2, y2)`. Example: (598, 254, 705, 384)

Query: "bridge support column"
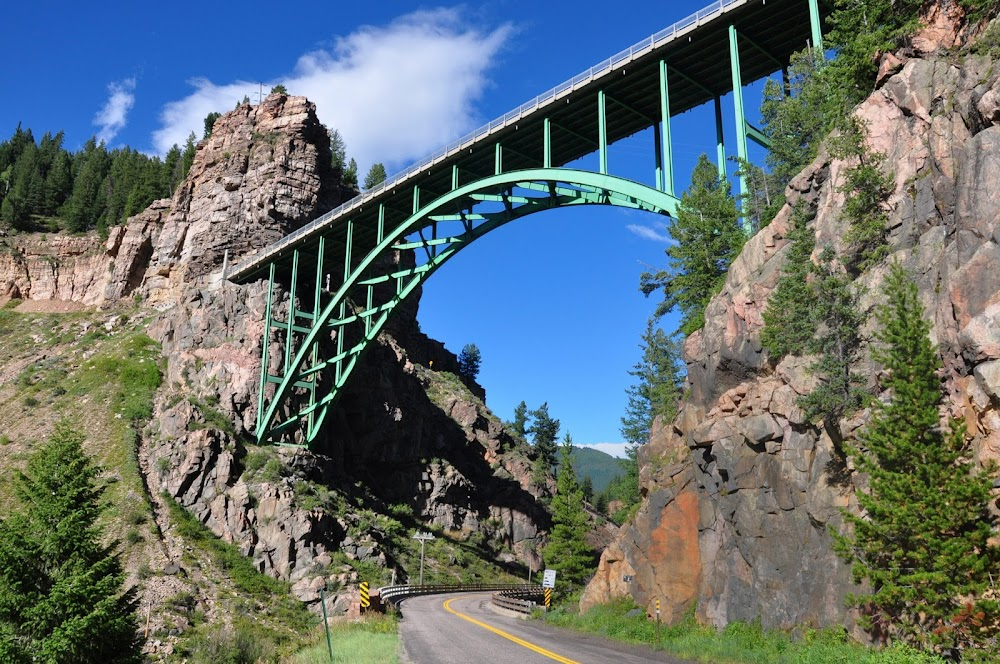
(714, 97, 726, 181)
(729, 24, 750, 232)
(598, 90, 608, 174)
(808, 0, 823, 52)
(256, 262, 275, 430)
(543, 118, 552, 168)
(284, 250, 300, 372)
(495, 142, 503, 175)
(657, 60, 675, 196)
(309, 235, 325, 433)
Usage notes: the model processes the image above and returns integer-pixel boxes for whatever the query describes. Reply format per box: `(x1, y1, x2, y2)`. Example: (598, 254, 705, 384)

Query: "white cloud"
(94, 78, 136, 145)
(626, 223, 671, 243)
(151, 8, 512, 174)
(577, 442, 630, 458)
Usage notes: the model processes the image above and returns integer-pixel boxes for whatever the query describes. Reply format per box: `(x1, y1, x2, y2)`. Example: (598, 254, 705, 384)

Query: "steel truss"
(256, 169, 678, 445)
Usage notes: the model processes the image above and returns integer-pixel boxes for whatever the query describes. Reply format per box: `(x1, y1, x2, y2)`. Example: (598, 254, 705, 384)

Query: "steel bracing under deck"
(229, 0, 831, 445)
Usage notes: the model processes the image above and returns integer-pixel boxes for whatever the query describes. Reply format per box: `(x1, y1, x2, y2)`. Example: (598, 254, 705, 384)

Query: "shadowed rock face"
(584, 10, 1000, 632)
(0, 93, 552, 608)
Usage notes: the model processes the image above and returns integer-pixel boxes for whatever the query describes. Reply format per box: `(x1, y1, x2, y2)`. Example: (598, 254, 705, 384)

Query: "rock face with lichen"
(583, 10, 1000, 632)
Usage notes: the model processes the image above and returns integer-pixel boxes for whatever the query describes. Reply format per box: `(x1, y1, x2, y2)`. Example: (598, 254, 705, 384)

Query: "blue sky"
(3, 0, 774, 456)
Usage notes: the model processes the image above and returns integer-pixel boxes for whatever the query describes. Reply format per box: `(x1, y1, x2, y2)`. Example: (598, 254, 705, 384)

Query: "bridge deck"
(228, 0, 830, 284)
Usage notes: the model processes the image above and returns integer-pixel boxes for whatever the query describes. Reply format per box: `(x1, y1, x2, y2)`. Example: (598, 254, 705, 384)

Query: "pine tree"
(833, 263, 1000, 654)
(457, 343, 481, 381)
(180, 132, 197, 182)
(329, 129, 347, 175)
(507, 401, 529, 442)
(363, 162, 387, 190)
(0, 422, 141, 663)
(761, 202, 818, 360)
(528, 402, 560, 471)
(541, 434, 596, 591)
(203, 112, 222, 139)
(63, 138, 110, 232)
(640, 153, 744, 335)
(620, 319, 684, 447)
(798, 247, 868, 430)
(343, 157, 359, 189)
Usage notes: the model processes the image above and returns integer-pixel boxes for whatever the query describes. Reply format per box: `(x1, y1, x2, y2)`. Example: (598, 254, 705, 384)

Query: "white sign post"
(542, 569, 557, 588)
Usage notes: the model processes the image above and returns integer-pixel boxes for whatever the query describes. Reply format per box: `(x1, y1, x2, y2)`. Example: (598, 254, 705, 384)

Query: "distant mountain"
(570, 446, 626, 494)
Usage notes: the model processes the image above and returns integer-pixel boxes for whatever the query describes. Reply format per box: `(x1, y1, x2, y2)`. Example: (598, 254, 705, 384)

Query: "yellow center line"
(443, 597, 580, 664)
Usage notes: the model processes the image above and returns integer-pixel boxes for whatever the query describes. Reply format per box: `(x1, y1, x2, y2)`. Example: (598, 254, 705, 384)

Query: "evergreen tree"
(63, 138, 110, 232)
(162, 144, 182, 196)
(270, 84, 288, 95)
(541, 434, 596, 591)
(507, 401, 529, 442)
(180, 132, 197, 182)
(203, 112, 221, 139)
(343, 157, 359, 189)
(457, 343, 482, 381)
(640, 153, 744, 335)
(761, 202, 818, 360)
(620, 319, 684, 447)
(579, 475, 594, 503)
(798, 247, 868, 430)
(603, 445, 641, 525)
(0, 423, 141, 663)
(528, 402, 560, 471)
(363, 162, 387, 190)
(833, 264, 1000, 654)
(329, 129, 347, 175)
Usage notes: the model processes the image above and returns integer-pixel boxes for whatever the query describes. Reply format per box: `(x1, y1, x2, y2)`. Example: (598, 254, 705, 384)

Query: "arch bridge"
(227, 0, 830, 446)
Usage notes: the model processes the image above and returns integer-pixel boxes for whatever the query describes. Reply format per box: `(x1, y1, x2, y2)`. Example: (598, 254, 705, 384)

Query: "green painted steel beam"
(283, 250, 299, 373)
(746, 122, 771, 150)
(598, 90, 608, 175)
(808, 0, 824, 52)
(659, 60, 675, 197)
(495, 143, 503, 175)
(256, 262, 275, 431)
(714, 97, 726, 181)
(254, 168, 679, 444)
(729, 24, 750, 231)
(543, 117, 552, 168)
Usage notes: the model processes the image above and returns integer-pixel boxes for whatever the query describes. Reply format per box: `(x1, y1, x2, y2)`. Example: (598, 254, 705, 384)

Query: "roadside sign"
(542, 569, 557, 588)
(544, 587, 552, 608)
(360, 581, 370, 610)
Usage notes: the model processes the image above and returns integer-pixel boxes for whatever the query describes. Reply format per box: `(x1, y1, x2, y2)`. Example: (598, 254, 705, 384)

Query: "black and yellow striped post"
(543, 588, 552, 609)
(360, 581, 370, 612)
(655, 598, 661, 643)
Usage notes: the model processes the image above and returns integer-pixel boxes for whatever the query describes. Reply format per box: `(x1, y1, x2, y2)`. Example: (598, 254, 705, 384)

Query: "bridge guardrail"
(491, 587, 544, 615)
(226, 0, 754, 282)
(377, 583, 542, 610)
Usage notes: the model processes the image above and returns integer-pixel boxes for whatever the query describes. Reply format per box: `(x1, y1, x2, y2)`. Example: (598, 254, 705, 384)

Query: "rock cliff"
(0, 93, 550, 614)
(583, 11, 1000, 631)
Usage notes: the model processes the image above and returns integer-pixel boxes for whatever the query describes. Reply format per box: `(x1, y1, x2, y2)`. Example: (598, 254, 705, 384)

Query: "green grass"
(292, 615, 400, 664)
(164, 494, 316, 635)
(544, 598, 947, 664)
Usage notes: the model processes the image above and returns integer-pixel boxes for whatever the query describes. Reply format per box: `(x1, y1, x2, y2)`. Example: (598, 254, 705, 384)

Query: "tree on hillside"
(457, 343, 481, 381)
(640, 153, 744, 335)
(344, 157, 359, 189)
(542, 434, 596, 591)
(507, 401, 529, 442)
(833, 263, 1000, 654)
(203, 112, 222, 140)
(270, 84, 288, 95)
(363, 162, 387, 190)
(180, 132, 197, 183)
(620, 318, 684, 448)
(0, 422, 141, 663)
(329, 129, 347, 175)
(528, 402, 560, 471)
(761, 202, 818, 360)
(797, 247, 868, 431)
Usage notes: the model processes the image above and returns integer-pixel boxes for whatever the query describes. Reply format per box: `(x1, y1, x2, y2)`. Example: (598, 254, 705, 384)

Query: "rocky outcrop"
(585, 14, 1000, 631)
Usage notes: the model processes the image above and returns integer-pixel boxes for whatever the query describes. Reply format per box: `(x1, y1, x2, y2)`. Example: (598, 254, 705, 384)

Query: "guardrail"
(377, 583, 542, 610)
(491, 587, 543, 615)
(226, 0, 750, 281)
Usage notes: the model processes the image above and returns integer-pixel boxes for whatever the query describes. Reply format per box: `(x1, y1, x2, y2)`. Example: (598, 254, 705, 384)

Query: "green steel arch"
(254, 168, 678, 445)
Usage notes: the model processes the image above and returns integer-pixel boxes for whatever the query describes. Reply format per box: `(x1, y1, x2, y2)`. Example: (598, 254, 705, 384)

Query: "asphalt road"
(397, 592, 692, 664)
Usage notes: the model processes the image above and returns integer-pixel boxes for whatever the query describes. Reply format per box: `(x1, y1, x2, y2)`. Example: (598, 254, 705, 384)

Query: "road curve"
(397, 591, 691, 664)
